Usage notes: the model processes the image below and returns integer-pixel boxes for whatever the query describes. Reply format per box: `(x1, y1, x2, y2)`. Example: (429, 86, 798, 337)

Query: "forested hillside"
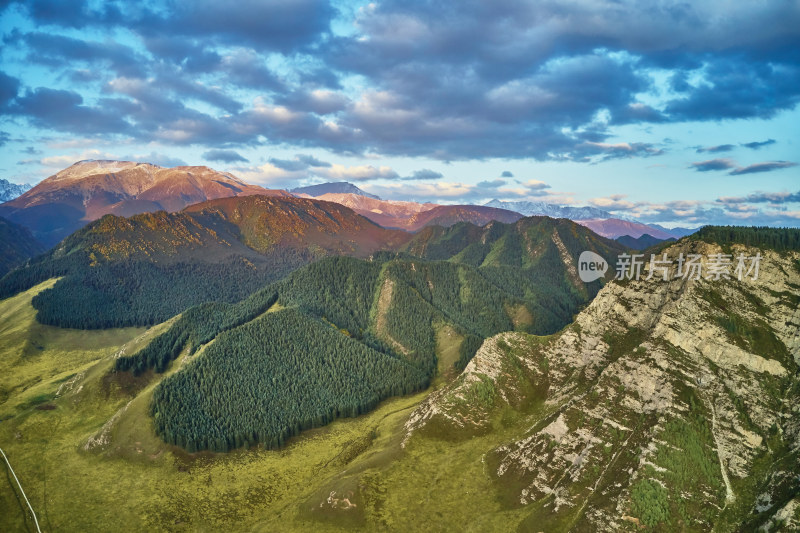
(151, 308, 428, 452)
(689, 225, 800, 251)
(406, 217, 627, 327)
(116, 215, 625, 453)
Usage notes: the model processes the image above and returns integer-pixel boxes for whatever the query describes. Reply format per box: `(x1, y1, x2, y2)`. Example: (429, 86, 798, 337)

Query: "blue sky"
(0, 0, 798, 227)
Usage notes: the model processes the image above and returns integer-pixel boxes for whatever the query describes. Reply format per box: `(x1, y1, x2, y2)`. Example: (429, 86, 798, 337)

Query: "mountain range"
(615, 233, 676, 250)
(576, 218, 676, 240)
(404, 231, 800, 530)
(108, 214, 624, 452)
(485, 198, 615, 220)
(0, 161, 695, 256)
(484, 200, 697, 239)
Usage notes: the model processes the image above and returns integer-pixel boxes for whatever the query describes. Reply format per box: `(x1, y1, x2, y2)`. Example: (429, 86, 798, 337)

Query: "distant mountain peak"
(0, 160, 285, 247)
(484, 199, 614, 220)
(291, 181, 381, 200)
(0, 178, 32, 202)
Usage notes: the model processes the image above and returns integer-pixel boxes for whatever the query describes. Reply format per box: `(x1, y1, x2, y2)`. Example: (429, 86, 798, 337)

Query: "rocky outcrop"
(404, 239, 800, 530)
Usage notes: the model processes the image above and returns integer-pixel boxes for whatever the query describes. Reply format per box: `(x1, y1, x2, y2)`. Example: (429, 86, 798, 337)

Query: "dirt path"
(1, 447, 42, 533)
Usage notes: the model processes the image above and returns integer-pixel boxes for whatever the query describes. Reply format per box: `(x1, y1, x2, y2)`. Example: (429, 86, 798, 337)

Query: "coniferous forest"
(690, 226, 800, 252)
(150, 308, 428, 452)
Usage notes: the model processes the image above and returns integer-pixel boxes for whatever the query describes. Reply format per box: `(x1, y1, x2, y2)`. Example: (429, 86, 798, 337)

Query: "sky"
(0, 0, 798, 228)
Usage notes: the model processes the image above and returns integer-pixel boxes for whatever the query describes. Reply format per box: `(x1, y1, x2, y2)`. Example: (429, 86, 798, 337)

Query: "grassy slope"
(7, 279, 685, 532)
(2, 281, 535, 531)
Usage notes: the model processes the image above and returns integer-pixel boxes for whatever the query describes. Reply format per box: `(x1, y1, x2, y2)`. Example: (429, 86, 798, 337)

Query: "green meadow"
(0, 280, 533, 532)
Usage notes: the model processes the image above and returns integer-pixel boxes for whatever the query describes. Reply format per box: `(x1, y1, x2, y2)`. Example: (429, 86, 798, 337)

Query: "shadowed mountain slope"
(0, 216, 45, 278)
(0, 195, 410, 329)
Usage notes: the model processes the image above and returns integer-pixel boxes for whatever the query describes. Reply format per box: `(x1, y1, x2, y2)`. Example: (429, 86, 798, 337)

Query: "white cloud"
(314, 163, 399, 182)
(40, 149, 118, 168)
(589, 194, 637, 210)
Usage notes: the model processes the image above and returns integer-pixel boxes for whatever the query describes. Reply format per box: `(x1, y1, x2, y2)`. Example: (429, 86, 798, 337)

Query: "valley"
(1, 229, 798, 531)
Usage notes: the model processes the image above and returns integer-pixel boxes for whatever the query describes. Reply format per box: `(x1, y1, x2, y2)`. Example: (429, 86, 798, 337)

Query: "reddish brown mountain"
(0, 160, 287, 246)
(183, 195, 412, 257)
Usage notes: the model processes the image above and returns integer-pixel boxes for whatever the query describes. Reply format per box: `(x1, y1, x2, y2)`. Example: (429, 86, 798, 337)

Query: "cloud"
(741, 139, 776, 150)
(401, 169, 443, 181)
(691, 158, 736, 172)
(2, 0, 799, 162)
(718, 190, 800, 204)
(729, 161, 798, 175)
(232, 161, 306, 187)
(202, 149, 249, 164)
(589, 194, 638, 211)
(696, 144, 735, 153)
(265, 154, 332, 172)
(39, 149, 118, 168)
(663, 57, 800, 121)
(476, 179, 506, 189)
(315, 164, 399, 182)
(21, 31, 147, 78)
(521, 180, 550, 191)
(690, 157, 797, 175)
(218, 48, 284, 91)
(365, 181, 478, 203)
(124, 151, 187, 167)
(19, 0, 124, 29)
(145, 0, 335, 53)
(772, 210, 800, 219)
(0, 72, 20, 109)
(277, 89, 350, 115)
(295, 154, 331, 168)
(268, 157, 308, 172)
(586, 190, 800, 227)
(9, 87, 133, 135)
(366, 178, 566, 204)
(578, 142, 664, 161)
(501, 171, 513, 178)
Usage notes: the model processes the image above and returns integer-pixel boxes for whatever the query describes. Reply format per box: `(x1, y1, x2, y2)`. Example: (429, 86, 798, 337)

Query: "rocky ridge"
(404, 239, 800, 530)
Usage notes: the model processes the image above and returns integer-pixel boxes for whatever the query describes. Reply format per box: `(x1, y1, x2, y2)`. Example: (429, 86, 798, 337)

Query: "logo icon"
(578, 251, 608, 282)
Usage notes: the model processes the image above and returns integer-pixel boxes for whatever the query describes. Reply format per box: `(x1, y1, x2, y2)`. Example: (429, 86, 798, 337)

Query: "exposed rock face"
(404, 239, 800, 530)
